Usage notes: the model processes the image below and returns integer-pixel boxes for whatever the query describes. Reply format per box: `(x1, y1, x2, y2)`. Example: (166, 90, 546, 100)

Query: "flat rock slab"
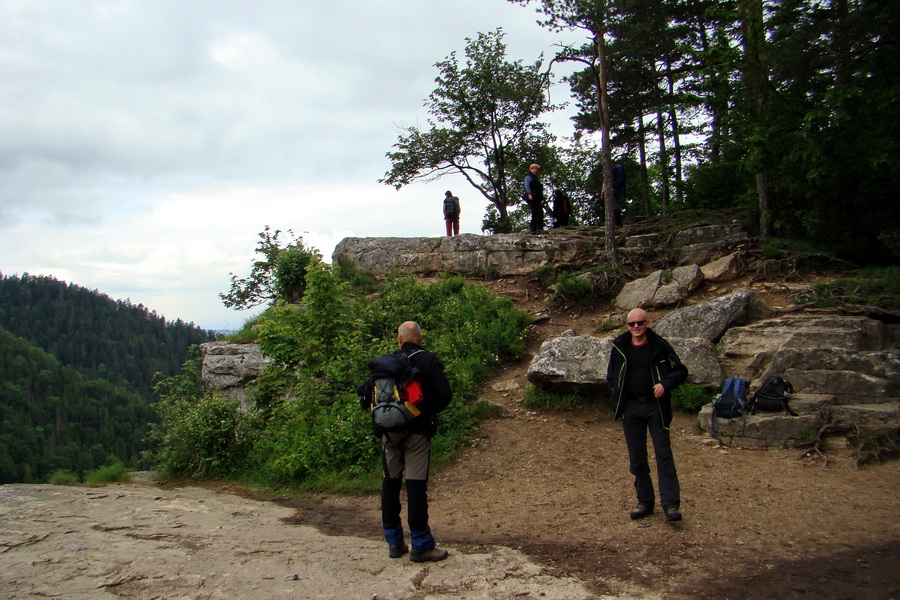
(0, 481, 605, 600)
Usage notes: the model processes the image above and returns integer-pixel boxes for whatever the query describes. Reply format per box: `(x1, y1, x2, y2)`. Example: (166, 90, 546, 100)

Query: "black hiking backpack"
(750, 376, 797, 415)
(358, 350, 425, 433)
(710, 377, 750, 436)
(443, 196, 459, 219)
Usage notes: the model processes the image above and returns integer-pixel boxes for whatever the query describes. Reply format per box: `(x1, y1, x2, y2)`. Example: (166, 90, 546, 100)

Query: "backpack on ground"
(358, 350, 425, 433)
(443, 196, 459, 219)
(750, 376, 797, 415)
(710, 377, 750, 436)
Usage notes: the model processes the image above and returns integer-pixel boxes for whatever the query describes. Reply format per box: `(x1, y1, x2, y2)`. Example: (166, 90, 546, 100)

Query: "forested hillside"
(0, 326, 153, 483)
(0, 273, 216, 483)
(0, 273, 215, 399)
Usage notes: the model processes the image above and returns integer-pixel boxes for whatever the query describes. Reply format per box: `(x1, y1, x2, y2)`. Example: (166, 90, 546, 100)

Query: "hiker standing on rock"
(369, 321, 453, 562)
(606, 308, 689, 523)
(443, 191, 461, 237)
(523, 163, 545, 233)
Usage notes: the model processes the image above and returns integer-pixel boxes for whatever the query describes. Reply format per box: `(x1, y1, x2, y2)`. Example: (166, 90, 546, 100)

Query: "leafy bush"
(536, 264, 558, 287)
(48, 470, 80, 485)
(83, 460, 129, 485)
(672, 383, 712, 413)
(152, 262, 531, 491)
(554, 273, 592, 304)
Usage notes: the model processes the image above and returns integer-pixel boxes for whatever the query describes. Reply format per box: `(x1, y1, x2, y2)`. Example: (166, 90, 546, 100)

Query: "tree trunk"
(593, 30, 618, 267)
(739, 0, 774, 239)
(655, 109, 671, 215)
(666, 66, 683, 206)
(637, 115, 651, 216)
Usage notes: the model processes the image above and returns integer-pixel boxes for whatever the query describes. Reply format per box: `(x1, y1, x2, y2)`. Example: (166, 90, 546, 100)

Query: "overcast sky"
(1, 0, 585, 331)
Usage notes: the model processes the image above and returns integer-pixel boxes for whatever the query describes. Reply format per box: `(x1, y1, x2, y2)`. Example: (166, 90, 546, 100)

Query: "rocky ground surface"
(1, 274, 898, 600)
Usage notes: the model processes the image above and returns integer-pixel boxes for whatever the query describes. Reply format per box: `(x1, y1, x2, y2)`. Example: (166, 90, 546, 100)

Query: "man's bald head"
(398, 321, 423, 345)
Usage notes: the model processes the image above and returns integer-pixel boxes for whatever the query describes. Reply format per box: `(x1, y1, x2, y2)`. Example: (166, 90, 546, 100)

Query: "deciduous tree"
(380, 29, 558, 231)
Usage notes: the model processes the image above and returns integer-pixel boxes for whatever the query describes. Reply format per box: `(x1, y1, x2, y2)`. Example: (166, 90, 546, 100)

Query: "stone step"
(826, 402, 900, 428)
(698, 403, 824, 449)
(717, 316, 891, 378)
(784, 368, 893, 401)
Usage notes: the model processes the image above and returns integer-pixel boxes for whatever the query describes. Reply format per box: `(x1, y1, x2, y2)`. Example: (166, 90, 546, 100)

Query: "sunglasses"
(627, 320, 647, 327)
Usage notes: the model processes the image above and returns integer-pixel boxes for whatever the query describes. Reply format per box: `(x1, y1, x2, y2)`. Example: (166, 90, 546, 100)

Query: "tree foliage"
(0, 273, 216, 483)
(380, 29, 559, 231)
(220, 226, 320, 309)
(0, 326, 153, 483)
(504, 0, 899, 263)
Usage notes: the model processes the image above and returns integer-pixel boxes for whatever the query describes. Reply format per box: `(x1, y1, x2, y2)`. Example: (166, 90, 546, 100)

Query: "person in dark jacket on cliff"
(606, 308, 688, 522)
(523, 163, 545, 233)
(365, 321, 452, 562)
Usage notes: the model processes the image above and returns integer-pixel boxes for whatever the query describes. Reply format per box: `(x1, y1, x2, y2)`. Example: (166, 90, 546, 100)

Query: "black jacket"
(606, 328, 688, 427)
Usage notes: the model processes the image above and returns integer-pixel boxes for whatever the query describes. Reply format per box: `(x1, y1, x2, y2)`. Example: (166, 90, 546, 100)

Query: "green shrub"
(150, 388, 260, 480)
(48, 469, 80, 485)
(672, 383, 712, 413)
(152, 264, 531, 492)
(523, 385, 585, 411)
(761, 243, 785, 260)
(554, 273, 592, 304)
(536, 264, 558, 287)
(83, 460, 129, 485)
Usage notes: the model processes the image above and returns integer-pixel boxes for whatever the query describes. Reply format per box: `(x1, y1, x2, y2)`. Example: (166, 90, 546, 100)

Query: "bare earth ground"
(284, 275, 900, 600)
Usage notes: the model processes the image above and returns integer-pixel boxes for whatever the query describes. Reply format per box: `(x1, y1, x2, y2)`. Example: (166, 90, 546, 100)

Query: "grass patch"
(523, 385, 585, 411)
(802, 266, 900, 312)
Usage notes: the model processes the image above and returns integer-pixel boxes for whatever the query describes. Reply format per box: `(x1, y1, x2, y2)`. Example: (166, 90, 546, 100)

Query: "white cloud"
(0, 0, 587, 329)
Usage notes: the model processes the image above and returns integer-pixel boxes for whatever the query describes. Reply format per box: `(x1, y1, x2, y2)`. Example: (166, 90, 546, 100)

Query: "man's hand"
(653, 383, 665, 398)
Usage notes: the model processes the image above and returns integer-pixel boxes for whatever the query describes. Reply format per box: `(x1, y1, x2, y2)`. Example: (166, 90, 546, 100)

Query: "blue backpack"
(710, 378, 750, 435)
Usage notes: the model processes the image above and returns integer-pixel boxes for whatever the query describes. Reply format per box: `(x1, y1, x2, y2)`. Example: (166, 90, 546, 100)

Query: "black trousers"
(621, 398, 680, 509)
(529, 203, 544, 233)
(381, 433, 431, 534)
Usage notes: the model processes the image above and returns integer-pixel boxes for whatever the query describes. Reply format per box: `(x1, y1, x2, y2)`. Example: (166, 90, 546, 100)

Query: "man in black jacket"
(523, 163, 545, 233)
(374, 321, 452, 562)
(606, 308, 688, 522)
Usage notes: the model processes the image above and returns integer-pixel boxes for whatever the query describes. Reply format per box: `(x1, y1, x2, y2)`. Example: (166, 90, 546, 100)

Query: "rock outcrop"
(200, 342, 273, 406)
(333, 232, 592, 276)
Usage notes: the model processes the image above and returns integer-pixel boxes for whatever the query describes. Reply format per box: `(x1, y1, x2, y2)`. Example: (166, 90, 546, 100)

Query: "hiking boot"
(410, 547, 449, 563)
(388, 543, 409, 558)
(664, 506, 683, 522)
(629, 504, 653, 520)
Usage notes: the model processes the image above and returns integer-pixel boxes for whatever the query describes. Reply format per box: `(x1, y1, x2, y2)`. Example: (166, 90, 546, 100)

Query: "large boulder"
(614, 271, 662, 310)
(716, 315, 893, 379)
(674, 223, 750, 265)
(668, 337, 722, 388)
(526, 332, 722, 392)
(654, 288, 761, 341)
(526, 330, 612, 392)
(701, 252, 741, 282)
(698, 406, 825, 449)
(615, 265, 705, 310)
